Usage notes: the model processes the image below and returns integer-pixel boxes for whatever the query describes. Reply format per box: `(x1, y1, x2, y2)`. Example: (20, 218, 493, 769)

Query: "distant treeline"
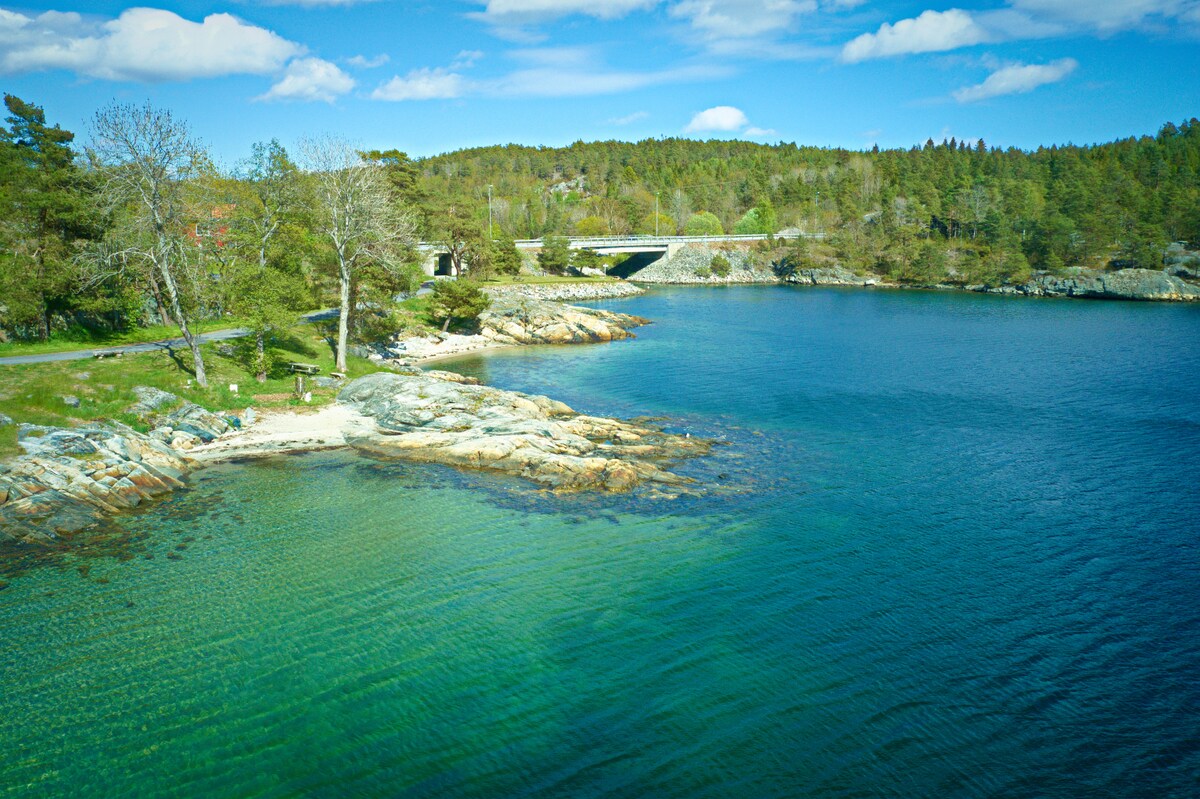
(419, 123, 1200, 281)
(2, 90, 1198, 350)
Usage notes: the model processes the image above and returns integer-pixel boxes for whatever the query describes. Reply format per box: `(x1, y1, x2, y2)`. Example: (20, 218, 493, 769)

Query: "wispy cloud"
(611, 110, 650, 124)
(471, 0, 658, 25)
(952, 57, 1077, 102)
(841, 0, 1200, 63)
(346, 53, 389, 68)
(372, 46, 726, 102)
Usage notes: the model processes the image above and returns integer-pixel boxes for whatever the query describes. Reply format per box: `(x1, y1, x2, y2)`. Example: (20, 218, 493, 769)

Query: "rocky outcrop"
(338, 372, 709, 493)
(0, 424, 191, 546)
(786, 265, 880, 287)
(1165, 243, 1200, 280)
(383, 298, 649, 363)
(478, 297, 648, 345)
(974, 268, 1200, 302)
(485, 281, 644, 302)
(0, 388, 244, 545)
(630, 245, 777, 284)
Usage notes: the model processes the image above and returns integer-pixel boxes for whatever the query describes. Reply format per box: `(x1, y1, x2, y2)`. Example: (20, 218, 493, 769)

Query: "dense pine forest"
(2, 91, 1198, 351)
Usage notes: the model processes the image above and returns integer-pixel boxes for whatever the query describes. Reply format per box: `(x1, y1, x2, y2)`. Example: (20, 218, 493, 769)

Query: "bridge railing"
(417, 232, 822, 251)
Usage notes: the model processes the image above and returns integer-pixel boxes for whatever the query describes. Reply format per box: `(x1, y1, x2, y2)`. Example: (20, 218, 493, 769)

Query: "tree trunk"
(336, 253, 351, 372)
(347, 273, 359, 342)
(256, 331, 267, 383)
(147, 272, 170, 326)
(156, 256, 207, 388)
(442, 315, 452, 332)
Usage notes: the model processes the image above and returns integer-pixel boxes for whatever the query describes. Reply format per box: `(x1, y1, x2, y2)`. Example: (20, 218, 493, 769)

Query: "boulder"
(129, 386, 181, 416)
(162, 403, 231, 443)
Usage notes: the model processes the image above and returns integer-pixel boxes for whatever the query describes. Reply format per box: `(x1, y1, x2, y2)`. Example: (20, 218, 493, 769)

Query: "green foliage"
(0, 94, 102, 341)
(734, 203, 777, 235)
(710, 255, 732, 277)
(571, 248, 603, 273)
(694, 265, 712, 279)
(429, 279, 491, 332)
(1118, 225, 1168, 270)
(685, 212, 724, 236)
(537, 235, 571, 275)
(573, 216, 610, 236)
(636, 212, 675, 235)
(493, 233, 523, 276)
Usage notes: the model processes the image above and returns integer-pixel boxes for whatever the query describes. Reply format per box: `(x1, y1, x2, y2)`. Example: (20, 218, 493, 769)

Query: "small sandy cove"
(187, 404, 373, 464)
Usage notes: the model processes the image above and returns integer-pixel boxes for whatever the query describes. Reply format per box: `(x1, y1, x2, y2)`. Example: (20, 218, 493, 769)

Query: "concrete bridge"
(419, 233, 811, 276)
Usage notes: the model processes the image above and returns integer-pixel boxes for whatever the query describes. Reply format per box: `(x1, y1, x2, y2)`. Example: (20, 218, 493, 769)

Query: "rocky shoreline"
(484, 281, 645, 302)
(0, 298, 704, 549)
(371, 295, 649, 366)
(631, 243, 1200, 302)
(783, 264, 1200, 302)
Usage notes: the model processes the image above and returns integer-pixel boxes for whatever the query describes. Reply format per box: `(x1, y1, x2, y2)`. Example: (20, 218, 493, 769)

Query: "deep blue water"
(2, 285, 1199, 798)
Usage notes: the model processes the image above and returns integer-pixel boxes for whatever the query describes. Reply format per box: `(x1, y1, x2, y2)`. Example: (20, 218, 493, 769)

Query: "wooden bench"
(286, 362, 321, 375)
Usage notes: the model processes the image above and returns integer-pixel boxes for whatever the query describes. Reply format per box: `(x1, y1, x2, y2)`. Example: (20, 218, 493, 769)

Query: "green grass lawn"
(0, 325, 388, 459)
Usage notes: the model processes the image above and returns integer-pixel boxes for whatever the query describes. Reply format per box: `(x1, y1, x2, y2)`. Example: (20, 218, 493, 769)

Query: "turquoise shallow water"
(2, 286, 1199, 798)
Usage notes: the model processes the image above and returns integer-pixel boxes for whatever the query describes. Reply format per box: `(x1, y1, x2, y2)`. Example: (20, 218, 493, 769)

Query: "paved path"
(0, 310, 338, 366)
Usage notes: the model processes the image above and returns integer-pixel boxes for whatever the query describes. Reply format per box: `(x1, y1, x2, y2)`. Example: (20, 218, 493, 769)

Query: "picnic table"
(286, 363, 321, 375)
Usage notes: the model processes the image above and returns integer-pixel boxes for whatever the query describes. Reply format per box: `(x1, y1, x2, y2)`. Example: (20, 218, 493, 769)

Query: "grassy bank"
(0, 326, 387, 459)
(0, 317, 269, 358)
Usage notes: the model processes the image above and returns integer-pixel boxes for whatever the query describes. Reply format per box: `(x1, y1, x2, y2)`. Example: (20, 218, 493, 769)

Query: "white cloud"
(841, 9, 990, 62)
(347, 53, 389, 68)
(686, 105, 750, 132)
(744, 126, 777, 137)
(473, 0, 659, 24)
(372, 67, 466, 101)
(258, 57, 354, 102)
(0, 7, 303, 81)
(952, 57, 1077, 102)
(611, 111, 650, 124)
(670, 0, 817, 39)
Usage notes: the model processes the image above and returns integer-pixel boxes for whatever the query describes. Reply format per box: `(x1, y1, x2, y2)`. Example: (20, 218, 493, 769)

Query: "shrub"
(710, 255, 732, 277)
(684, 211, 724, 236)
(430, 280, 491, 332)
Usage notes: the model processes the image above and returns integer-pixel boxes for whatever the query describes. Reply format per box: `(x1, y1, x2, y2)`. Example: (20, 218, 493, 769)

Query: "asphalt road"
(0, 309, 338, 366)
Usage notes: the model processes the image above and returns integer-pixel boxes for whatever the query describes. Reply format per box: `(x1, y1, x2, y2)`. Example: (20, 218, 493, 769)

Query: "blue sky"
(1, 0, 1198, 163)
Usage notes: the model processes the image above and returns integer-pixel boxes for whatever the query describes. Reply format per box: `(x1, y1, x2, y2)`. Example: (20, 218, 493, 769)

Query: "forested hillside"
(2, 90, 1198, 353)
(420, 124, 1200, 281)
